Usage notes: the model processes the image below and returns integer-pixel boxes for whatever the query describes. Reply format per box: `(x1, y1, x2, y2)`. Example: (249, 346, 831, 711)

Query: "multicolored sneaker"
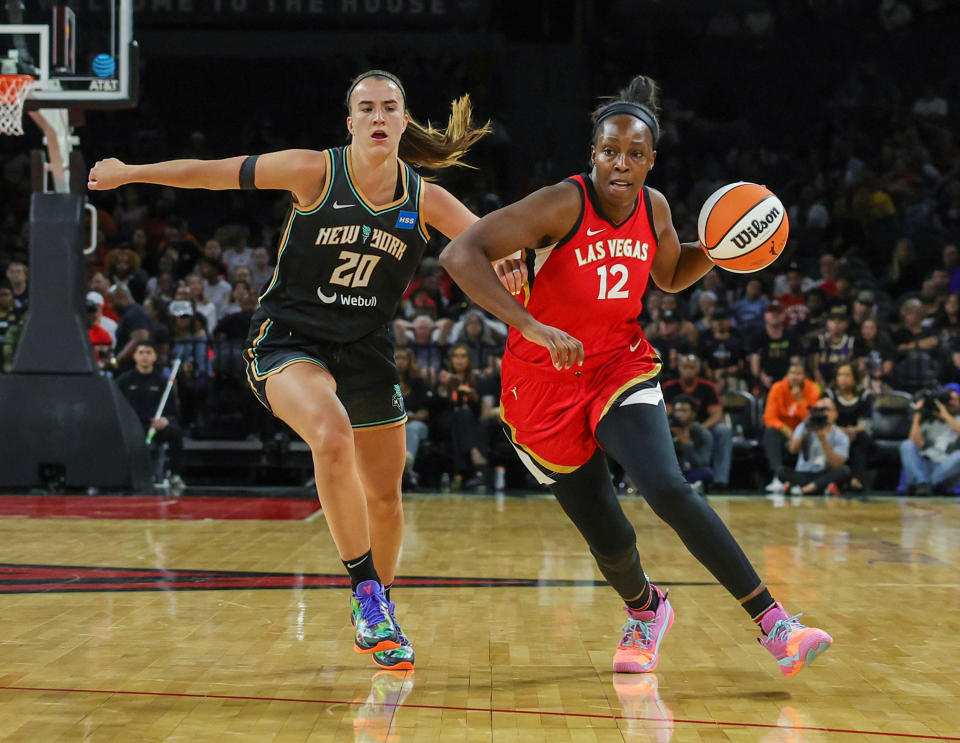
(373, 601, 415, 671)
(350, 580, 400, 655)
(612, 673, 674, 742)
(758, 603, 832, 677)
(613, 585, 674, 673)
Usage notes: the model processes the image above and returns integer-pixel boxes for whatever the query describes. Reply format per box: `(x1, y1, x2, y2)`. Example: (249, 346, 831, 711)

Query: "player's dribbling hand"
(494, 258, 528, 295)
(521, 320, 584, 370)
(87, 158, 127, 191)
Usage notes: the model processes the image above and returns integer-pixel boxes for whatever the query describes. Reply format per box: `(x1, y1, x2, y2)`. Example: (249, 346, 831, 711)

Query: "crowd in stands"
(1, 3, 958, 492)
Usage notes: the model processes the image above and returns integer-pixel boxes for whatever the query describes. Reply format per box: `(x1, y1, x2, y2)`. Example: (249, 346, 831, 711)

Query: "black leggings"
(550, 400, 763, 601)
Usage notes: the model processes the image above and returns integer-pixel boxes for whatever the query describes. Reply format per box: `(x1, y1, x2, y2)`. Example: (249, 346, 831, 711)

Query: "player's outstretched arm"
(87, 149, 327, 205)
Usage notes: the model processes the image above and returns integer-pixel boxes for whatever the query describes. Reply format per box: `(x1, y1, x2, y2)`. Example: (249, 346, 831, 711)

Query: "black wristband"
(239, 155, 259, 190)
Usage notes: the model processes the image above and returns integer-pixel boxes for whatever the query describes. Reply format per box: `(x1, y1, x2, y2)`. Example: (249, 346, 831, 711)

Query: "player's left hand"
(494, 258, 528, 295)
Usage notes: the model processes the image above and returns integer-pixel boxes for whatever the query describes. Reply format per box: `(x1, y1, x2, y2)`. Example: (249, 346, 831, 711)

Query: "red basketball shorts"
(500, 350, 663, 482)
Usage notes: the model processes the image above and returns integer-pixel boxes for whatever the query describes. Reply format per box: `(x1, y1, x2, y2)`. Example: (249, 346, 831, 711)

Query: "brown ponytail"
(345, 70, 491, 171)
(399, 94, 491, 170)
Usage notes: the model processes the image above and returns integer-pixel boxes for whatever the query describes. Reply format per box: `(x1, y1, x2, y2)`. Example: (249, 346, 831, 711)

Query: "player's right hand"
(88, 158, 127, 190)
(521, 320, 584, 370)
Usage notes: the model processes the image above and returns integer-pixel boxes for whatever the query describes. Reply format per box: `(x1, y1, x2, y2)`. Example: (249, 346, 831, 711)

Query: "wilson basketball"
(698, 182, 789, 274)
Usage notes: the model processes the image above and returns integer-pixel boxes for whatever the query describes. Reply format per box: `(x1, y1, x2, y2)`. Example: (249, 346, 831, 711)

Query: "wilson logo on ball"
(730, 205, 782, 250)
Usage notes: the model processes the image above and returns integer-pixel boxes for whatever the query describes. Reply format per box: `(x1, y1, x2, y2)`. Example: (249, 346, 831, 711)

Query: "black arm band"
(239, 155, 259, 190)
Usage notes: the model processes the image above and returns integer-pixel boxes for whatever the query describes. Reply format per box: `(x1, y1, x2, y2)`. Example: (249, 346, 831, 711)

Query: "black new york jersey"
(259, 145, 430, 343)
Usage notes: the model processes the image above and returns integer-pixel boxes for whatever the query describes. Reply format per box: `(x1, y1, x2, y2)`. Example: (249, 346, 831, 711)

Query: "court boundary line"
(0, 684, 956, 740)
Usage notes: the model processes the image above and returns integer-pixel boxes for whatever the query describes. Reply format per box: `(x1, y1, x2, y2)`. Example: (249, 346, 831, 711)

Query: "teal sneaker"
(373, 602, 414, 670)
(350, 580, 400, 654)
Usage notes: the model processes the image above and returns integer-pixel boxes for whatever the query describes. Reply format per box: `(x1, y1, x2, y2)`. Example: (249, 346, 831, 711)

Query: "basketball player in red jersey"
(441, 75, 832, 677)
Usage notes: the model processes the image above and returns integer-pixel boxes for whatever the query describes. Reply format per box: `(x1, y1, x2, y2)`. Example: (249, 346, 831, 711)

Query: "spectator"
(431, 343, 488, 491)
(394, 314, 447, 385)
(86, 295, 114, 371)
(395, 347, 430, 489)
(794, 286, 829, 347)
(698, 307, 746, 392)
(854, 317, 897, 393)
(762, 361, 820, 492)
(883, 237, 926, 298)
(686, 269, 726, 320)
(221, 227, 254, 279)
(0, 281, 18, 371)
(649, 308, 695, 380)
(850, 289, 877, 332)
(815, 253, 839, 297)
(692, 290, 719, 333)
(899, 385, 960, 495)
(824, 362, 873, 492)
(448, 309, 504, 371)
(214, 280, 258, 340)
(668, 394, 714, 494)
(778, 397, 850, 496)
(401, 256, 453, 318)
(891, 297, 940, 392)
(184, 272, 218, 334)
(931, 291, 960, 349)
(168, 299, 211, 430)
(731, 278, 767, 331)
(195, 255, 232, 318)
(749, 301, 803, 394)
(776, 262, 810, 329)
(5, 260, 28, 312)
(661, 294, 698, 344)
(663, 353, 733, 489)
(811, 305, 856, 389)
(108, 284, 153, 374)
(249, 247, 275, 291)
(85, 291, 117, 343)
(115, 341, 185, 491)
(104, 248, 149, 304)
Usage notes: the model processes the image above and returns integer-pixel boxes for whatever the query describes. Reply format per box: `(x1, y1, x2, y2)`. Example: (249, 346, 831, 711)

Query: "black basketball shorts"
(243, 314, 406, 429)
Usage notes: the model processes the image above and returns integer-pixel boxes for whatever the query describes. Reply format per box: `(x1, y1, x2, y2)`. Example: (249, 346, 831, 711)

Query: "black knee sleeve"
(590, 543, 648, 601)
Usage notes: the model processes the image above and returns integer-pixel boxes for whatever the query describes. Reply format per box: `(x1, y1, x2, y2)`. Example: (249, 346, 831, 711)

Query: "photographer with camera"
(669, 395, 715, 494)
(775, 398, 851, 496)
(898, 385, 960, 495)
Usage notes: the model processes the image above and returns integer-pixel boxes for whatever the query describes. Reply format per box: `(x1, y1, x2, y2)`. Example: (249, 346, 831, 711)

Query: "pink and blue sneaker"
(613, 585, 674, 673)
(758, 603, 832, 677)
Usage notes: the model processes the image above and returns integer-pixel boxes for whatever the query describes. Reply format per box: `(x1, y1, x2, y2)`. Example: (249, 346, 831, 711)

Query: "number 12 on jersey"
(596, 264, 629, 300)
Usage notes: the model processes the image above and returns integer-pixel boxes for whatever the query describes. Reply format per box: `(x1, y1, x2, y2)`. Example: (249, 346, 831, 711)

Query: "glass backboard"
(1, 0, 136, 108)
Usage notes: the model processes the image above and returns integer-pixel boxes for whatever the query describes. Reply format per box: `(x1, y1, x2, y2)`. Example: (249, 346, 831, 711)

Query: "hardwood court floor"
(0, 491, 958, 742)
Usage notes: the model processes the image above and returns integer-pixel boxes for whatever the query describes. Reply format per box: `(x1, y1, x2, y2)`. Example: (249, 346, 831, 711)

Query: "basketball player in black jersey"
(89, 70, 492, 671)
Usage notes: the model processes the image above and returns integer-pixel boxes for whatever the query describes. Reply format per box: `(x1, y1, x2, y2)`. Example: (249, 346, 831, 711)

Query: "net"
(0, 74, 35, 135)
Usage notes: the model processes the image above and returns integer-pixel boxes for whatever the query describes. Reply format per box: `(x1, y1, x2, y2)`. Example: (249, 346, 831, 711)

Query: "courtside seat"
(871, 390, 913, 456)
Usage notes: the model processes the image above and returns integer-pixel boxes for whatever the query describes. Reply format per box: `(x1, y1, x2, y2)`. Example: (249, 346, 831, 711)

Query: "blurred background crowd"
(1, 0, 958, 493)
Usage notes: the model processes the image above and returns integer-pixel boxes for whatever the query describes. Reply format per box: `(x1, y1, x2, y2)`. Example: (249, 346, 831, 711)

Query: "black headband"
(345, 71, 407, 110)
(595, 102, 660, 146)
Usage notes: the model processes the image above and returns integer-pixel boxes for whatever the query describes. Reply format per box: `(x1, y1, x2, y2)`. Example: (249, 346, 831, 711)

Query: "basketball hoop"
(0, 74, 35, 136)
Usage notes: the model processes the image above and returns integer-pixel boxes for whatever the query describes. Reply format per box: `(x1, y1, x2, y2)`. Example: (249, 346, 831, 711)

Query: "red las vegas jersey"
(507, 175, 660, 368)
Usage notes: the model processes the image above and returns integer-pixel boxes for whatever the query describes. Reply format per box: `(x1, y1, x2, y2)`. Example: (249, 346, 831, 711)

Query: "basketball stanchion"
(146, 358, 183, 445)
(0, 72, 33, 135)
